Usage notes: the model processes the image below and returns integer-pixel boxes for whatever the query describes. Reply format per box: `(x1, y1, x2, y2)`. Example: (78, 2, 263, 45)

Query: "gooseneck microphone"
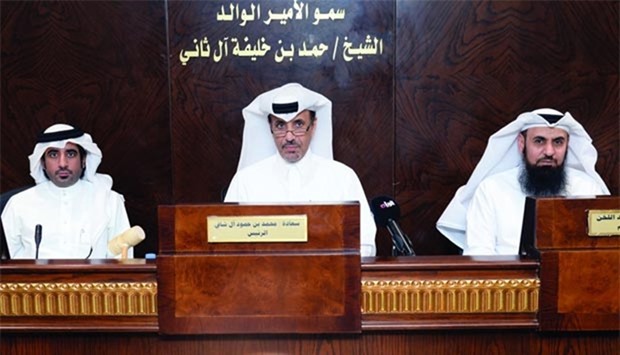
(34, 224, 42, 259)
(370, 196, 416, 256)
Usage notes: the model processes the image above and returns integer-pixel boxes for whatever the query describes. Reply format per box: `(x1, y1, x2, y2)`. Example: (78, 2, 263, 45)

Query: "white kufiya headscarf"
(236, 82, 333, 171)
(436, 108, 610, 249)
(29, 123, 111, 188)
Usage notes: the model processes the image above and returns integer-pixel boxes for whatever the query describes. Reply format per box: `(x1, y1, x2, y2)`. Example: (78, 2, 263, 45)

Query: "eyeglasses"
(270, 119, 313, 138)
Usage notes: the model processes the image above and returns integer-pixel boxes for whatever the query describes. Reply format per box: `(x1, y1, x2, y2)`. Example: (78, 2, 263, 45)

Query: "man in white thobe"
(436, 109, 610, 255)
(224, 83, 377, 257)
(2, 123, 132, 259)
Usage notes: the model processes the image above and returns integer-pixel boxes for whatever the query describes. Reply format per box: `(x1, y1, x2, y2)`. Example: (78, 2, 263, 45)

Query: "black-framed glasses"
(270, 119, 313, 137)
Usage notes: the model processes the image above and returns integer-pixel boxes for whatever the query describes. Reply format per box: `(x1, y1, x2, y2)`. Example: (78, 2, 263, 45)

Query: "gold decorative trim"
(362, 279, 539, 314)
(2, 278, 539, 316)
(0, 282, 157, 316)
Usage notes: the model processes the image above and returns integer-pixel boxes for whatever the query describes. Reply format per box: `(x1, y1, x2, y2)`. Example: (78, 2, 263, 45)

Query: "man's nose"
(58, 153, 68, 167)
(543, 142, 555, 156)
(284, 130, 296, 140)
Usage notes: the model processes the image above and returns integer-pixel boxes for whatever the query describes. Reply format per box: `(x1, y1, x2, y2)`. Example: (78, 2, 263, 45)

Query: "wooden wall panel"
(395, 1, 619, 254)
(2, 331, 618, 355)
(1, 1, 618, 257)
(0, 1, 171, 256)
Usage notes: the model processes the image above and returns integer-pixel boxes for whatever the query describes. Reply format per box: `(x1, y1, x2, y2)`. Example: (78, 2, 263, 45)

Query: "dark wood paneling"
(528, 196, 620, 250)
(395, 1, 619, 255)
(0, 1, 171, 256)
(2, 331, 618, 355)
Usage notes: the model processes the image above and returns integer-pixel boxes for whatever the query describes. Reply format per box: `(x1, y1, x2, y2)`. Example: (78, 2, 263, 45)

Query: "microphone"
(34, 224, 42, 259)
(369, 196, 416, 256)
(108, 226, 145, 259)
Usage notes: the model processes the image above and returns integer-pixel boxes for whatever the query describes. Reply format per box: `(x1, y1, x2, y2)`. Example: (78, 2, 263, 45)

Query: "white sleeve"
(591, 178, 610, 196)
(223, 173, 242, 202)
(344, 171, 376, 257)
(1, 198, 25, 258)
(104, 192, 132, 258)
(463, 182, 498, 255)
(359, 193, 377, 257)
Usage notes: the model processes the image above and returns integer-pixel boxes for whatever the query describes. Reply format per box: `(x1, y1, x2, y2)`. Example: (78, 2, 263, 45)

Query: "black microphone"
(369, 196, 416, 256)
(34, 224, 42, 259)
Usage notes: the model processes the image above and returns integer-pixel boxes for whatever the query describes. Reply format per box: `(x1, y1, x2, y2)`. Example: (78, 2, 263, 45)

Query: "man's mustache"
(536, 157, 557, 165)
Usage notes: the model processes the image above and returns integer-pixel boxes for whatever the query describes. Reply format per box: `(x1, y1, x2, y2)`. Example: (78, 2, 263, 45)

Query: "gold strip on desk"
(1, 278, 539, 316)
(361, 278, 539, 314)
(0, 282, 158, 316)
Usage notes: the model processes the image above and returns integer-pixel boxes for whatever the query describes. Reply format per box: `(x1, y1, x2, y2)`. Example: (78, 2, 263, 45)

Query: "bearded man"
(436, 108, 610, 255)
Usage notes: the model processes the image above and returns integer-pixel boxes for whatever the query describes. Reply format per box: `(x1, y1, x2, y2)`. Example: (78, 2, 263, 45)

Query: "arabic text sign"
(179, 34, 384, 65)
(587, 210, 620, 237)
(207, 215, 308, 242)
(178, 1, 386, 65)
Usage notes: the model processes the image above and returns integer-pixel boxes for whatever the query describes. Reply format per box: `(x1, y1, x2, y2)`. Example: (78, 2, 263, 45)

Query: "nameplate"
(206, 215, 308, 243)
(587, 210, 620, 237)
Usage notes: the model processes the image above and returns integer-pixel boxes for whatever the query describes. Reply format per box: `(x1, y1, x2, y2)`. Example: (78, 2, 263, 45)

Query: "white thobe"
(2, 179, 131, 259)
(465, 166, 608, 255)
(225, 151, 377, 256)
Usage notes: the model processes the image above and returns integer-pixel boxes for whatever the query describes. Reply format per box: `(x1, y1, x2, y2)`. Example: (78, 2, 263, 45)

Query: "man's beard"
(518, 158, 567, 197)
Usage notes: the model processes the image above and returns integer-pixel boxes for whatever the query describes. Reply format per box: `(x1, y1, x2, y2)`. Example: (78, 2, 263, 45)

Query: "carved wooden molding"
(361, 279, 540, 314)
(1, 278, 539, 317)
(0, 282, 157, 316)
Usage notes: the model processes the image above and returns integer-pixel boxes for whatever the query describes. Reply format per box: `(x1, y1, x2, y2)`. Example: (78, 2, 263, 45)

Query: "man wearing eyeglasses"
(224, 83, 377, 257)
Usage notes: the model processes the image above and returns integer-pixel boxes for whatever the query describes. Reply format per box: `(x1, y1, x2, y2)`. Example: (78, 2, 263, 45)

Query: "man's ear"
(310, 117, 318, 132)
(517, 131, 525, 152)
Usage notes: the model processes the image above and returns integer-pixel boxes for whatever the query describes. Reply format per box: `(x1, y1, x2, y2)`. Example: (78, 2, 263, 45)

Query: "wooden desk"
(521, 196, 620, 331)
(362, 256, 539, 330)
(1, 257, 618, 354)
(157, 203, 361, 334)
(0, 259, 157, 332)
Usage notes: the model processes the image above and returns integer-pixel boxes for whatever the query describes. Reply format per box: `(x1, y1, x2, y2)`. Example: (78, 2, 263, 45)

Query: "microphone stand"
(388, 219, 415, 256)
(392, 236, 415, 256)
(34, 224, 42, 259)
